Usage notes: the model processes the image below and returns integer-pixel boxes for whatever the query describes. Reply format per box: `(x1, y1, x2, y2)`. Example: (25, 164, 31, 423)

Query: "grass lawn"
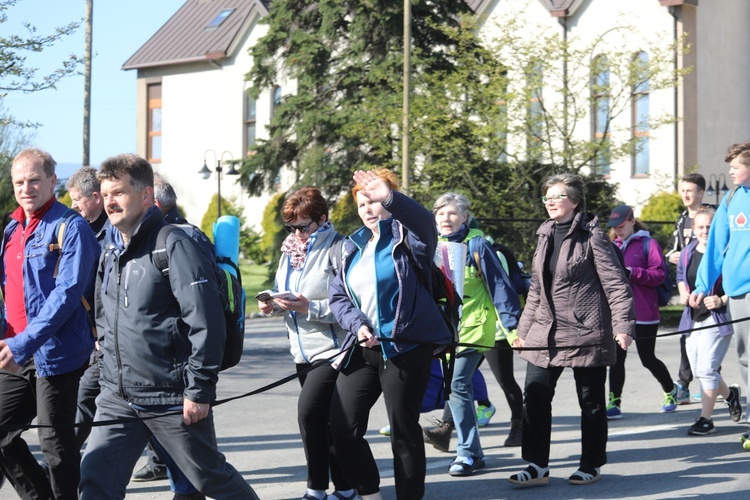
(239, 262, 270, 315)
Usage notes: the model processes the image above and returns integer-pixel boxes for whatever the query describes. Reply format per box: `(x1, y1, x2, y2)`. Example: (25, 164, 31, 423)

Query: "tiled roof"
(123, 0, 270, 70)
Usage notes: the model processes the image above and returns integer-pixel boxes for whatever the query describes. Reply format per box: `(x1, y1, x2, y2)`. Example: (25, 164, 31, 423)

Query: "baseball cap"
(607, 204, 634, 228)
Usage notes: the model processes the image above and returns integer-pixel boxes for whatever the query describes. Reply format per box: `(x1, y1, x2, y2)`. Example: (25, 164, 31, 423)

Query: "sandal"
(568, 467, 600, 485)
(508, 463, 550, 487)
(448, 457, 485, 477)
(328, 491, 361, 500)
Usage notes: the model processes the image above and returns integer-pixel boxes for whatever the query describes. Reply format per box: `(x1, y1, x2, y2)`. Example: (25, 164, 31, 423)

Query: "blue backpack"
(642, 237, 673, 306)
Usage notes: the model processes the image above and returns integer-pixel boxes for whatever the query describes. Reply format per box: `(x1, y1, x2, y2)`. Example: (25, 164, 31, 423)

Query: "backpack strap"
(328, 232, 346, 275)
(153, 224, 182, 277)
(641, 236, 650, 264)
(48, 208, 79, 279)
(725, 185, 741, 208)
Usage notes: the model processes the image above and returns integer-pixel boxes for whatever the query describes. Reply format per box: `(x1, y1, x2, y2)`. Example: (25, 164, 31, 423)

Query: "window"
(272, 85, 282, 116)
(632, 51, 650, 176)
(147, 83, 162, 163)
(592, 55, 610, 175)
(207, 8, 234, 29)
(244, 92, 256, 155)
(526, 62, 544, 162)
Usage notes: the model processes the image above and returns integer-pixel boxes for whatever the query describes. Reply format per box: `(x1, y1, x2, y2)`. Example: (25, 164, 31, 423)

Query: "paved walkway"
(2, 316, 749, 499)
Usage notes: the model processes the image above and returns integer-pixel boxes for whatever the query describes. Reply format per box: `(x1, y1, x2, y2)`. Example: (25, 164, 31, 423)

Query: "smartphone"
(254, 291, 274, 303)
(254, 290, 297, 302)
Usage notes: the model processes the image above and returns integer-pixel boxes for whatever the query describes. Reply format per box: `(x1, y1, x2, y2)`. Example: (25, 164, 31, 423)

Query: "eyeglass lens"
(284, 223, 311, 233)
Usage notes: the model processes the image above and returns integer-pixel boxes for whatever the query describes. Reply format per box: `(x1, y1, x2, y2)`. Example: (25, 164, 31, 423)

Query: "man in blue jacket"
(0, 148, 99, 499)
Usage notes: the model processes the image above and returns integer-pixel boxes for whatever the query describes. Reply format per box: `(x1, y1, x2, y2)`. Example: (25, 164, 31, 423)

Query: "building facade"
(125, 0, 750, 225)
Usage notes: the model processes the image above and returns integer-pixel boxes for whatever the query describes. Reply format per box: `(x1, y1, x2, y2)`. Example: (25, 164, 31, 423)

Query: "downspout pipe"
(669, 6, 679, 186)
(558, 15, 568, 170)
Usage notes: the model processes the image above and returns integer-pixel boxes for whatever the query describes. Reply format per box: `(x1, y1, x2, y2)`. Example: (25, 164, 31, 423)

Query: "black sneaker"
(131, 463, 168, 482)
(688, 417, 715, 435)
(726, 385, 743, 423)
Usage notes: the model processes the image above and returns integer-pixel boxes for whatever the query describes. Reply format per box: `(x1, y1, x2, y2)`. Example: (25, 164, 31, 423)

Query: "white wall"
(139, 15, 295, 230)
(478, 0, 677, 212)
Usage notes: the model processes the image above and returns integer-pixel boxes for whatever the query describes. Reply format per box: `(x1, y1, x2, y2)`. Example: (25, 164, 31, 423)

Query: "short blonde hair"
(351, 168, 399, 200)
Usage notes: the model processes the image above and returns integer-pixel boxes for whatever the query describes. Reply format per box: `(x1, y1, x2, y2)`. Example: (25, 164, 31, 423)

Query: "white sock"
(305, 489, 326, 499)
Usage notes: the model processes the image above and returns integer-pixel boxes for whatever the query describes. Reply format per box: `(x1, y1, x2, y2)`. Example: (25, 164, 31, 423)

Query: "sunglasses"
(284, 222, 315, 234)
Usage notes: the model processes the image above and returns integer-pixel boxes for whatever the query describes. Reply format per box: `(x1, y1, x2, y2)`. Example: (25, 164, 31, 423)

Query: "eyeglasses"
(541, 194, 569, 204)
(284, 222, 315, 234)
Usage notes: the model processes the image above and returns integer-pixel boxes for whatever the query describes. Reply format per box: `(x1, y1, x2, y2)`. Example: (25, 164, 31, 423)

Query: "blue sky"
(3, 0, 184, 176)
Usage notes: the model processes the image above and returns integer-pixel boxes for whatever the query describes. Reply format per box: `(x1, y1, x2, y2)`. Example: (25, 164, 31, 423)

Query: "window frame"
(244, 91, 257, 156)
(631, 51, 651, 177)
(591, 55, 611, 176)
(147, 82, 162, 164)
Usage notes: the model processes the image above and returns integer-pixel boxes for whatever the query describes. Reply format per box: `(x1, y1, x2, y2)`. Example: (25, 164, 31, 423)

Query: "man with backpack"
(0, 148, 100, 499)
(79, 154, 258, 499)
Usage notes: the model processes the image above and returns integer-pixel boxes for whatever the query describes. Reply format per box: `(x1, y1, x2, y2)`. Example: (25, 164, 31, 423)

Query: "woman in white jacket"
(257, 186, 355, 500)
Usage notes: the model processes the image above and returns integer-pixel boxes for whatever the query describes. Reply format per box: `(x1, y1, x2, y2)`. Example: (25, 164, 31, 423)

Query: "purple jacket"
(614, 230, 665, 323)
(676, 239, 732, 337)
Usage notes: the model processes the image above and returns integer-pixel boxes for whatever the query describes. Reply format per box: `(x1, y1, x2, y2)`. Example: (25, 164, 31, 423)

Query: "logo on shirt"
(730, 211, 749, 231)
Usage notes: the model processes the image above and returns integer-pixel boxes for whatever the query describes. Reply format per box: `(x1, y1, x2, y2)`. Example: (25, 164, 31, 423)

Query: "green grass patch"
(660, 304, 684, 328)
(239, 262, 271, 315)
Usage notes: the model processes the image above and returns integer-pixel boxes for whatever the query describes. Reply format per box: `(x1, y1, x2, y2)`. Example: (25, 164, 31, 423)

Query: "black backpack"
(153, 224, 245, 371)
(490, 241, 530, 299)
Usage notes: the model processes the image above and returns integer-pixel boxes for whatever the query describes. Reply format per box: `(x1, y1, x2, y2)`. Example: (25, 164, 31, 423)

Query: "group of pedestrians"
(262, 145, 750, 498)
(0, 149, 259, 499)
(0, 140, 748, 499)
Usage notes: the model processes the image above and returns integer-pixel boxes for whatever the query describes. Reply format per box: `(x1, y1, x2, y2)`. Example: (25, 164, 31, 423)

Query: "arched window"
(592, 55, 610, 175)
(632, 51, 650, 176)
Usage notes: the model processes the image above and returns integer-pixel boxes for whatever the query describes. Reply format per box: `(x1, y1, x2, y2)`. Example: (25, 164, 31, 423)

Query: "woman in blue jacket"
(329, 169, 452, 500)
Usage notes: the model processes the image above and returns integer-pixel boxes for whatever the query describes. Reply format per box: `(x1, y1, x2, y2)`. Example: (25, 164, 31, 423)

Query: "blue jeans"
(448, 349, 485, 460)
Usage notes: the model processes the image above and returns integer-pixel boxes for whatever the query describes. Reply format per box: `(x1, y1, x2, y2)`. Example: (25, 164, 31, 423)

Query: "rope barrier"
(2, 316, 748, 432)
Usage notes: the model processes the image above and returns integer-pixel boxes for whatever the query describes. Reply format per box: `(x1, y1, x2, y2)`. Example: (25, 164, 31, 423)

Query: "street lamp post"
(705, 173, 729, 205)
(199, 150, 239, 219)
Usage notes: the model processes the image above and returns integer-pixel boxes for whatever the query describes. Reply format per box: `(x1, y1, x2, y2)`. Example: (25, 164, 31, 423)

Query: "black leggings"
(483, 339, 523, 420)
(609, 323, 674, 403)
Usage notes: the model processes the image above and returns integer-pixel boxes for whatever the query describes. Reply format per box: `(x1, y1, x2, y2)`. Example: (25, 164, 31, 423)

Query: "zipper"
(113, 252, 126, 399)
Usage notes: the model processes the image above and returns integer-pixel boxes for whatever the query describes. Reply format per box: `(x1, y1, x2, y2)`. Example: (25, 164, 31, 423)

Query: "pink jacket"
(614, 230, 665, 323)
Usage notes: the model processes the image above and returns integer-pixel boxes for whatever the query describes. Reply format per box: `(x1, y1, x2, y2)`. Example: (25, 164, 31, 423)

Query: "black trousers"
(0, 359, 86, 500)
(609, 323, 674, 401)
(483, 339, 524, 420)
(74, 357, 100, 448)
(522, 363, 608, 470)
(296, 361, 351, 491)
(330, 344, 433, 500)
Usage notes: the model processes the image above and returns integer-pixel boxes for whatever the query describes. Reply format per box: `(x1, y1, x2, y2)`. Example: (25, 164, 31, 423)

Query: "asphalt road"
(2, 315, 749, 499)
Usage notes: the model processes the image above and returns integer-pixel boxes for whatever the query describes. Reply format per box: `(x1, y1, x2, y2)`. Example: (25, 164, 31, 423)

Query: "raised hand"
(353, 170, 391, 204)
